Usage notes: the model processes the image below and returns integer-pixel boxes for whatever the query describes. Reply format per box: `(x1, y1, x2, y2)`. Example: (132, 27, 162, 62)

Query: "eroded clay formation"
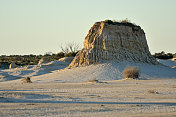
(69, 21, 158, 67)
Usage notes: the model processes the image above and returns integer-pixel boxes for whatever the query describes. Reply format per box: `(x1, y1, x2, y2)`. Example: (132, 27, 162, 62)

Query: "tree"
(161, 51, 165, 56)
(44, 52, 53, 56)
(60, 42, 80, 54)
(56, 52, 65, 58)
(153, 51, 173, 59)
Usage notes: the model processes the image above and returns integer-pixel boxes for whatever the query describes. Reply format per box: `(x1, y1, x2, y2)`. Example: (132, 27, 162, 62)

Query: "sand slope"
(0, 59, 176, 83)
(0, 59, 176, 116)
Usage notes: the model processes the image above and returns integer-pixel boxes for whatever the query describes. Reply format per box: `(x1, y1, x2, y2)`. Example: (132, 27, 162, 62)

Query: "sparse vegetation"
(104, 18, 137, 27)
(104, 20, 113, 24)
(0, 53, 74, 69)
(120, 18, 131, 23)
(153, 51, 174, 59)
(88, 79, 99, 83)
(0, 42, 80, 69)
(60, 42, 80, 56)
(122, 66, 140, 79)
(21, 77, 32, 83)
(147, 90, 159, 94)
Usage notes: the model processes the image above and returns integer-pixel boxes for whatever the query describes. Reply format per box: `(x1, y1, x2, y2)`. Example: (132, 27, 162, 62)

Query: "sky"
(0, 0, 176, 55)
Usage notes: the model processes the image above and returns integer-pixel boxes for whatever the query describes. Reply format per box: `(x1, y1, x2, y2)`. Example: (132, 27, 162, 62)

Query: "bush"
(104, 19, 137, 27)
(104, 20, 113, 24)
(153, 51, 173, 59)
(147, 90, 159, 94)
(21, 77, 32, 83)
(65, 52, 76, 57)
(120, 18, 131, 23)
(88, 79, 99, 83)
(122, 66, 140, 79)
(56, 52, 65, 58)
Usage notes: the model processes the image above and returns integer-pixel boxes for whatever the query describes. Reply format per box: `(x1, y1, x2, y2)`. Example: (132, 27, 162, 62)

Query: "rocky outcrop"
(69, 21, 158, 67)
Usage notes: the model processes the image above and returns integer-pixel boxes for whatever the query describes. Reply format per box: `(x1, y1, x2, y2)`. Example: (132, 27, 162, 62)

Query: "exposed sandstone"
(69, 21, 158, 67)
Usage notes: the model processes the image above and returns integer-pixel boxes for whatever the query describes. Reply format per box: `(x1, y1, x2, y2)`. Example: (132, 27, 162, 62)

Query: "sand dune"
(0, 59, 176, 116)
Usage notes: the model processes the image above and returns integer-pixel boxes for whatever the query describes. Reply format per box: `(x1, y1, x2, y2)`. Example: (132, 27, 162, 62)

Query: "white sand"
(0, 59, 176, 116)
(0, 79, 176, 116)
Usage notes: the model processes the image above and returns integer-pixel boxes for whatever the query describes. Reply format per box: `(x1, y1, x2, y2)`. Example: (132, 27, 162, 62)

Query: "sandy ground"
(0, 59, 176, 116)
(0, 79, 176, 117)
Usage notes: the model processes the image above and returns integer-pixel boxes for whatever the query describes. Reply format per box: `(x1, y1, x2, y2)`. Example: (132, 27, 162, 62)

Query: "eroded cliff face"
(69, 21, 158, 67)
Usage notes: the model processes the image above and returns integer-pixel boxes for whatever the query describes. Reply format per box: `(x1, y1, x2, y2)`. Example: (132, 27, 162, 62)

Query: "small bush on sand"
(147, 90, 159, 94)
(21, 77, 32, 83)
(88, 79, 99, 83)
(122, 66, 140, 79)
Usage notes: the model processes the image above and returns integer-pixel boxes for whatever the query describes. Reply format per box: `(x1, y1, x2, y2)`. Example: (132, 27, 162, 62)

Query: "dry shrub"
(88, 79, 99, 83)
(122, 66, 140, 79)
(21, 77, 32, 83)
(120, 18, 131, 23)
(147, 90, 159, 94)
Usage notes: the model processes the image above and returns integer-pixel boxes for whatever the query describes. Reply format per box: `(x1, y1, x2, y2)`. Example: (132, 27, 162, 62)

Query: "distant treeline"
(0, 51, 78, 68)
(0, 51, 175, 69)
(153, 51, 176, 59)
(0, 42, 80, 68)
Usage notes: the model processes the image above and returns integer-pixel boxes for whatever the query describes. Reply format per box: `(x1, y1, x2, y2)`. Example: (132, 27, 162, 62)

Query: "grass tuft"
(21, 77, 32, 83)
(122, 66, 140, 79)
(88, 79, 99, 83)
(147, 90, 159, 94)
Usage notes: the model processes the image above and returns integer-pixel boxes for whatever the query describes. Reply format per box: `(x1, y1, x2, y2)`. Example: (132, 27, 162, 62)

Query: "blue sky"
(0, 0, 176, 55)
